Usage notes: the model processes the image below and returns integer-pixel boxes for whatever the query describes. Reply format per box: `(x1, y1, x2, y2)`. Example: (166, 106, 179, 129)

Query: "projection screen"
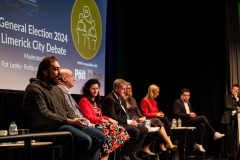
(0, 0, 107, 95)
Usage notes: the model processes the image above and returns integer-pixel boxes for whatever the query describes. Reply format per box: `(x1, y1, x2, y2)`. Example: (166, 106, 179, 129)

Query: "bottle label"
(172, 119, 177, 128)
(145, 119, 151, 130)
(9, 123, 18, 135)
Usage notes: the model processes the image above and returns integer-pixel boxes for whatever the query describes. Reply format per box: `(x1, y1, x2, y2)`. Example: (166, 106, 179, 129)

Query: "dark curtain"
(122, 0, 226, 156)
(221, 0, 240, 157)
(105, 0, 126, 95)
(0, 91, 28, 131)
(226, 0, 240, 90)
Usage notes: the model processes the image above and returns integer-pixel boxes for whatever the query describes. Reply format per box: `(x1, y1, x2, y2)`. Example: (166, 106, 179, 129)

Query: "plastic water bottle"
(145, 119, 151, 130)
(177, 118, 182, 127)
(172, 119, 177, 128)
(9, 121, 18, 135)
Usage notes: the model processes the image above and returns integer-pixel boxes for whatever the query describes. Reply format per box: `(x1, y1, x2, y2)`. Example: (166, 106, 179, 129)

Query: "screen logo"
(88, 69, 102, 80)
(71, 0, 102, 60)
(75, 69, 86, 80)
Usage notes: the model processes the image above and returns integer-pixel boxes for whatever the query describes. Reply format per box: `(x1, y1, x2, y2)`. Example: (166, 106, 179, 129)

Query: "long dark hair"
(36, 56, 57, 79)
(81, 79, 101, 105)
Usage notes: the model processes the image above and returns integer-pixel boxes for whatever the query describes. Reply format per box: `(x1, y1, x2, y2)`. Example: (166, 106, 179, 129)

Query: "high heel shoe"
(142, 149, 156, 155)
(166, 144, 177, 151)
(159, 143, 167, 152)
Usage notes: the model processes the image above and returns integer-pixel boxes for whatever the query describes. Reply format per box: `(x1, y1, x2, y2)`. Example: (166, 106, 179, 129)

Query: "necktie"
(119, 99, 130, 120)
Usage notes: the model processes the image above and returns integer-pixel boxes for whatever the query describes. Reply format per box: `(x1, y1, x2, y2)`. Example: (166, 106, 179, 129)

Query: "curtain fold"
(226, 0, 240, 93)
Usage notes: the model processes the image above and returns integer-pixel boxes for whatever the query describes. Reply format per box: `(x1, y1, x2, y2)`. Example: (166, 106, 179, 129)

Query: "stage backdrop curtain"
(226, 0, 240, 93)
(105, 0, 126, 95)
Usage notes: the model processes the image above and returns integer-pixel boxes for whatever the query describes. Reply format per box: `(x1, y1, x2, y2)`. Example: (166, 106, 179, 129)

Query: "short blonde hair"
(125, 82, 133, 97)
(124, 82, 132, 109)
(145, 84, 159, 99)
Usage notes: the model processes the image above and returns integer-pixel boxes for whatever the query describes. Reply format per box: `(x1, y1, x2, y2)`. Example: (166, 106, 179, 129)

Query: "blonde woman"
(125, 82, 177, 154)
(140, 84, 177, 151)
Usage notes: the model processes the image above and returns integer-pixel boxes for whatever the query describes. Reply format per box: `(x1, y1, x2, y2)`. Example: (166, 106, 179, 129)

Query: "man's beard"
(48, 76, 59, 85)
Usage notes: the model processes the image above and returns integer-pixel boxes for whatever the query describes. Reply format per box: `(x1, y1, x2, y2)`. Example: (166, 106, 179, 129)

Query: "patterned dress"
(94, 103, 130, 154)
(78, 97, 130, 154)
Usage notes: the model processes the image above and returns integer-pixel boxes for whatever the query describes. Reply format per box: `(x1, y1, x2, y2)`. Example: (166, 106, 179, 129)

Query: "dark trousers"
(221, 117, 238, 157)
(160, 117, 172, 136)
(182, 115, 215, 144)
(120, 123, 148, 156)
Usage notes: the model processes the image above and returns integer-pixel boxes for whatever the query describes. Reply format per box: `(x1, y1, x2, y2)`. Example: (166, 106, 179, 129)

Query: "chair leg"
(202, 152, 205, 160)
(113, 150, 116, 160)
(60, 146, 63, 160)
(191, 129, 196, 159)
(184, 131, 187, 160)
(51, 146, 55, 160)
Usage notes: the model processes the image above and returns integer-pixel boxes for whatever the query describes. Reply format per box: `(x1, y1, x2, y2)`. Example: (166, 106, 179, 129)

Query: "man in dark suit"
(173, 88, 225, 153)
(101, 78, 148, 160)
(221, 84, 240, 158)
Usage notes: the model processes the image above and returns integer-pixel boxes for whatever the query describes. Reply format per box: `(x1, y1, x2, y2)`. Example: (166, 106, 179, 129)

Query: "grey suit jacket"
(58, 84, 90, 125)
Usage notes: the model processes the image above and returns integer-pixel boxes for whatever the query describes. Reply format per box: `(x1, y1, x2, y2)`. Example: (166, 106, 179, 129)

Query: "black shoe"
(228, 154, 236, 159)
(130, 152, 142, 160)
(118, 153, 131, 160)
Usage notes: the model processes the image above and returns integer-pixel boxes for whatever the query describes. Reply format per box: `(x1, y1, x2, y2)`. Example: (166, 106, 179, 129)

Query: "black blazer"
(173, 98, 193, 120)
(221, 94, 240, 124)
(101, 92, 129, 124)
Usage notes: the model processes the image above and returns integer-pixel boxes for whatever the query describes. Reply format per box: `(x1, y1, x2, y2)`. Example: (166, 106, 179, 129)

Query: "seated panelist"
(173, 88, 225, 152)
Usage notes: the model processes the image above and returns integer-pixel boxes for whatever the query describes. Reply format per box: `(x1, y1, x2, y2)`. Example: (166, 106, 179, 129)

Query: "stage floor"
(154, 155, 235, 160)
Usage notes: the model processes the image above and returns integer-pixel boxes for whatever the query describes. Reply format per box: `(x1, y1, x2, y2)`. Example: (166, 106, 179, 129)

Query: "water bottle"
(9, 121, 18, 135)
(177, 118, 182, 127)
(172, 119, 177, 128)
(145, 119, 151, 130)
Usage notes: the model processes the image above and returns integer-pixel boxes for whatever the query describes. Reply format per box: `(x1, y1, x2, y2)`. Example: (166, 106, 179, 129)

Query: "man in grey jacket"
(23, 56, 105, 160)
(57, 68, 94, 128)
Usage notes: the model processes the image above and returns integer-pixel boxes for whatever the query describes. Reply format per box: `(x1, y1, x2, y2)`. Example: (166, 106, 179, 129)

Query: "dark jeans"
(58, 125, 106, 160)
(182, 115, 215, 144)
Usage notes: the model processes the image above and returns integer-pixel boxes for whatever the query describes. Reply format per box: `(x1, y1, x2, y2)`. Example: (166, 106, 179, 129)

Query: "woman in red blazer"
(140, 84, 175, 151)
(78, 79, 130, 160)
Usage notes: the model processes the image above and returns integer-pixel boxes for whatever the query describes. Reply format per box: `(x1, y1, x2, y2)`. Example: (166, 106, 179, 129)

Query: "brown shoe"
(166, 144, 177, 151)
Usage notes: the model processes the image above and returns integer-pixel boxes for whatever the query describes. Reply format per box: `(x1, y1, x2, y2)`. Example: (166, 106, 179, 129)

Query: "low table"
(0, 131, 73, 160)
(171, 127, 196, 160)
(0, 141, 53, 149)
